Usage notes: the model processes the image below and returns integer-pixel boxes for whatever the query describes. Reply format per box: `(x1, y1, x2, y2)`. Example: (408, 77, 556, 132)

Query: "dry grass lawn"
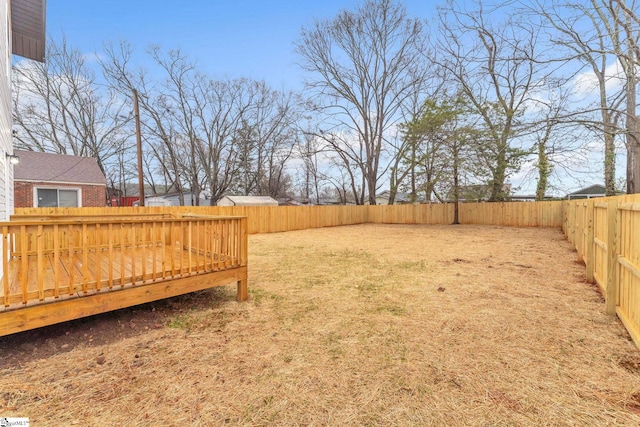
(2, 224, 640, 426)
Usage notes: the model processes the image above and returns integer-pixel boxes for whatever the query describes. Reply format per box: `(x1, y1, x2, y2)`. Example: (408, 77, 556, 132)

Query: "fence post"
(585, 200, 595, 283)
(568, 202, 575, 242)
(576, 203, 584, 262)
(606, 200, 619, 315)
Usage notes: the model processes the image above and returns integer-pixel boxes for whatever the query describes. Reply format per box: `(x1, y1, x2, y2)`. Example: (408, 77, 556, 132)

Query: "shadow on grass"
(0, 286, 235, 368)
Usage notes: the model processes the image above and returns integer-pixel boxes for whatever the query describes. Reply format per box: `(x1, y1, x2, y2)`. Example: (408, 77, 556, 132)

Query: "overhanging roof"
(11, 0, 46, 62)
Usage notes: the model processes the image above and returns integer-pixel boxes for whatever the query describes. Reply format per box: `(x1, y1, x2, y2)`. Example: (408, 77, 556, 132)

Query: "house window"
(36, 188, 80, 207)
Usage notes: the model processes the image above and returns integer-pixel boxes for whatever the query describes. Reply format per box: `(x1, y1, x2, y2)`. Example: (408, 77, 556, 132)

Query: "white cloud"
(572, 60, 624, 98)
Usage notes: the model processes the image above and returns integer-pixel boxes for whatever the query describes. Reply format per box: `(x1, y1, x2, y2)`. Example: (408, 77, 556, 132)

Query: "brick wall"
(14, 181, 107, 207)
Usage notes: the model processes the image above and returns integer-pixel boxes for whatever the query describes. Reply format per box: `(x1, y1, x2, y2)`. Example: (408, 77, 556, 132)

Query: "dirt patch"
(1, 224, 639, 425)
(0, 289, 227, 369)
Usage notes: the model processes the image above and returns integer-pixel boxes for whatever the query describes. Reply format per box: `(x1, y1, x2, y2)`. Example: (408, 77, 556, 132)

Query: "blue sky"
(47, 0, 439, 90)
(43, 1, 619, 195)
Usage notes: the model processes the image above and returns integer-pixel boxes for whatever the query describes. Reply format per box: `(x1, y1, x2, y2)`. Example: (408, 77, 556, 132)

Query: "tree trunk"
(604, 123, 617, 196)
(489, 150, 507, 202)
(452, 140, 460, 225)
(628, 139, 640, 194)
(536, 139, 551, 201)
(626, 70, 640, 194)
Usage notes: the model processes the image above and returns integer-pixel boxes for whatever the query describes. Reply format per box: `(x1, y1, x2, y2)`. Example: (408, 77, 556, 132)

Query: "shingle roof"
(14, 150, 106, 185)
(567, 184, 606, 196)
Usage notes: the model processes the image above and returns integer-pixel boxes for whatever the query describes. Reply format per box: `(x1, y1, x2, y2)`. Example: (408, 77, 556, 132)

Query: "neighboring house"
(508, 194, 537, 202)
(566, 184, 607, 200)
(375, 190, 413, 205)
(1, 0, 46, 219)
(509, 194, 557, 202)
(317, 197, 347, 205)
(217, 196, 279, 206)
(13, 150, 107, 208)
(277, 197, 305, 206)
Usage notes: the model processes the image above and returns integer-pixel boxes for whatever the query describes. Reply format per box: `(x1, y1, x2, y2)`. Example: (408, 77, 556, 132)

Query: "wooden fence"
(13, 201, 563, 232)
(459, 201, 563, 227)
(13, 206, 370, 234)
(563, 194, 640, 349)
(12, 199, 640, 349)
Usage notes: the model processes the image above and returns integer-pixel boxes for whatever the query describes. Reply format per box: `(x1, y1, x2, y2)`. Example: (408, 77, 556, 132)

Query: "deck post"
(237, 217, 249, 302)
(237, 278, 248, 301)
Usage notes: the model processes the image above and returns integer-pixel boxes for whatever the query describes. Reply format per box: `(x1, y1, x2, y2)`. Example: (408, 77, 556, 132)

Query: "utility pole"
(133, 89, 145, 206)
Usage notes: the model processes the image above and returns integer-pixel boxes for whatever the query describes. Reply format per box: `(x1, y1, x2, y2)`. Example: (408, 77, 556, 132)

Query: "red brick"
(14, 181, 107, 208)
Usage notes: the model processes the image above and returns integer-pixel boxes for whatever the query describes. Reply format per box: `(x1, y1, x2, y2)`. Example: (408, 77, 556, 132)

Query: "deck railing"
(1, 214, 247, 308)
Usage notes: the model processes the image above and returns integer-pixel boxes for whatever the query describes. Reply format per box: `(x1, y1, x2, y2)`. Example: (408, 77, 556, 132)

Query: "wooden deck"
(0, 214, 248, 337)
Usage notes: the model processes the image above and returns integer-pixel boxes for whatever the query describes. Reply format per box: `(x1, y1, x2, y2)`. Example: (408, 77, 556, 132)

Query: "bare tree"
(296, 127, 324, 204)
(12, 36, 131, 185)
(251, 84, 299, 198)
(102, 42, 302, 204)
(148, 47, 205, 203)
(533, 1, 629, 195)
(296, 0, 428, 205)
(101, 41, 189, 203)
(229, 82, 300, 199)
(436, 2, 551, 201)
(193, 78, 254, 205)
(527, 83, 578, 200)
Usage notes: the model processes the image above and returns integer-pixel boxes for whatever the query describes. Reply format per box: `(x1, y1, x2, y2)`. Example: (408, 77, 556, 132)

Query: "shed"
(143, 197, 173, 207)
(217, 196, 278, 206)
(155, 191, 209, 206)
(13, 150, 107, 208)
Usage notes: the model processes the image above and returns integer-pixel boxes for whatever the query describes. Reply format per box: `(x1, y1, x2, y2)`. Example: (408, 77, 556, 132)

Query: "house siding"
(1, 0, 11, 280)
(1, 0, 13, 221)
(15, 181, 107, 208)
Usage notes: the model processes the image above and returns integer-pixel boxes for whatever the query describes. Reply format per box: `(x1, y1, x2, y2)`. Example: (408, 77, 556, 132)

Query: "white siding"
(0, 0, 12, 221)
(0, 0, 10, 280)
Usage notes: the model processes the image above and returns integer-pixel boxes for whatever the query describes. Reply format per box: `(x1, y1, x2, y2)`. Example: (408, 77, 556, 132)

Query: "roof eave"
(11, 0, 46, 62)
